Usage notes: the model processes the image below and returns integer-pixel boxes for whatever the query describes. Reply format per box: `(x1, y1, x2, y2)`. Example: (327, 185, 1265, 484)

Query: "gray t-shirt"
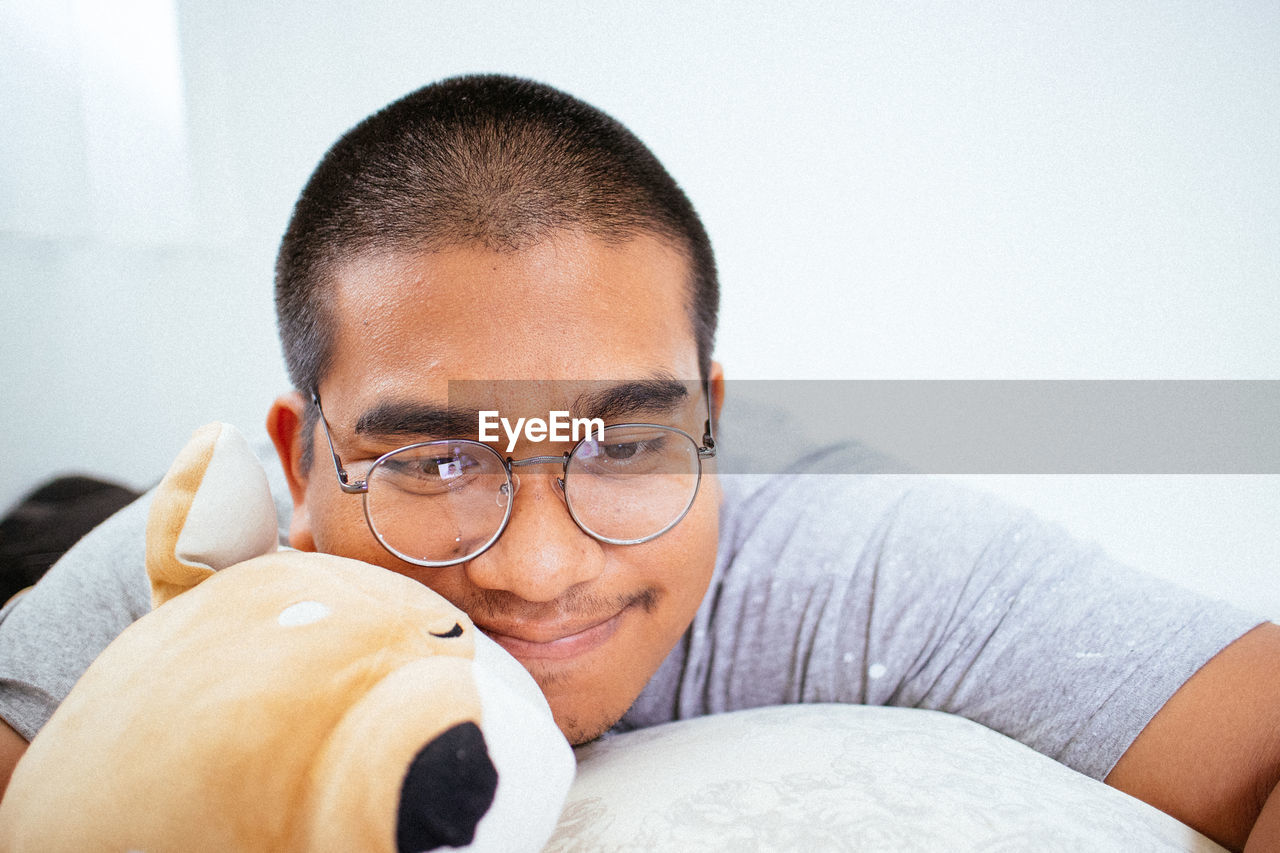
(0, 418, 1264, 781)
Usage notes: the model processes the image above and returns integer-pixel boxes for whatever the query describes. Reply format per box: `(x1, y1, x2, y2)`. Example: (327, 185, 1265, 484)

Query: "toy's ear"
(145, 423, 278, 608)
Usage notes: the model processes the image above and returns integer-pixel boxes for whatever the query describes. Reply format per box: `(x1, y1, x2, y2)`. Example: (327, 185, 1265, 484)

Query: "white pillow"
(545, 704, 1225, 852)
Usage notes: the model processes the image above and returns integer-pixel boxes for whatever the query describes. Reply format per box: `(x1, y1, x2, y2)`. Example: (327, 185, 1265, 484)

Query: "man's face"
(282, 230, 721, 744)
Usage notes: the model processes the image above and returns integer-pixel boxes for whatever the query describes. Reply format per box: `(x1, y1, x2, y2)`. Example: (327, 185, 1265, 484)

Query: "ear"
(146, 423, 279, 608)
(266, 391, 317, 552)
(708, 360, 725, 424)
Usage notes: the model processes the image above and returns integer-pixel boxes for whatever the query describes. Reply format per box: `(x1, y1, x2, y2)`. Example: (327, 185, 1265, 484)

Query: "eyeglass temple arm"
(311, 391, 368, 494)
(700, 379, 717, 458)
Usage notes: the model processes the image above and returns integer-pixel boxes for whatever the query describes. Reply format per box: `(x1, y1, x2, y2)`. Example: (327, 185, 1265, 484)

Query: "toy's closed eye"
(430, 622, 464, 639)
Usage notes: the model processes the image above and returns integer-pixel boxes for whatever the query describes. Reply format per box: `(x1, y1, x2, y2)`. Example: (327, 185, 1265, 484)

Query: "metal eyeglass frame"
(311, 385, 717, 567)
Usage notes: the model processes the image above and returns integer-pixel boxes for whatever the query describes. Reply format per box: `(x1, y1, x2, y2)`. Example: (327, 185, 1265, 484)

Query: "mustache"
(451, 586, 659, 623)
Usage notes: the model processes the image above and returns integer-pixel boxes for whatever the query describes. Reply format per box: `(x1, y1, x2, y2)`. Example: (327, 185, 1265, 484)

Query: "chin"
(555, 707, 625, 746)
(536, 681, 623, 744)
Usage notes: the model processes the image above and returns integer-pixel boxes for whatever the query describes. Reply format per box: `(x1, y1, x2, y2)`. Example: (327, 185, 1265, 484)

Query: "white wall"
(2, 2, 1276, 617)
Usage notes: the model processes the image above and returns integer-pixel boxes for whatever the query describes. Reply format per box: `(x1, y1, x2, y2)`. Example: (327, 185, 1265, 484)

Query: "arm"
(697, 465, 1274, 846)
(1246, 786, 1280, 853)
(0, 718, 27, 804)
(1105, 622, 1280, 852)
(0, 493, 154, 804)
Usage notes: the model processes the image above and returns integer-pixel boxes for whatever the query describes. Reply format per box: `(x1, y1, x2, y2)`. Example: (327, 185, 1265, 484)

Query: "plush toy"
(0, 423, 575, 852)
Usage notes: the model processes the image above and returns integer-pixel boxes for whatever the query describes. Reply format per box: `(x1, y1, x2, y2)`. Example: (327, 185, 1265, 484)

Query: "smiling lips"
(477, 607, 628, 663)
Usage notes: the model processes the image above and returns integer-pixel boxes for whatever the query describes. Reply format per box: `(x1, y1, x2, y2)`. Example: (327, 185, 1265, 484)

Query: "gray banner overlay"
(724, 380, 1278, 475)
(445, 380, 1278, 475)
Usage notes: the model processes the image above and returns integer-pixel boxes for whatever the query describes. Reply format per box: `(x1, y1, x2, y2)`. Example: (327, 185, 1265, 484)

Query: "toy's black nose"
(397, 721, 499, 852)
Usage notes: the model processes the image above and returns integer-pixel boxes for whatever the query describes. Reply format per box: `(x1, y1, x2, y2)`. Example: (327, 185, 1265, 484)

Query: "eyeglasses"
(312, 388, 717, 567)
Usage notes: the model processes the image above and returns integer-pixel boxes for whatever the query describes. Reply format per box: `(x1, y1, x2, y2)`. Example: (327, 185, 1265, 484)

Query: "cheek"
(645, 477, 721, 611)
(682, 476, 721, 566)
(305, 485, 452, 594)
(305, 482, 384, 563)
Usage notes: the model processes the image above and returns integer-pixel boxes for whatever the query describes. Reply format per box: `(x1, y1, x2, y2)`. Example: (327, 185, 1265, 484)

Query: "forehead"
(321, 230, 699, 411)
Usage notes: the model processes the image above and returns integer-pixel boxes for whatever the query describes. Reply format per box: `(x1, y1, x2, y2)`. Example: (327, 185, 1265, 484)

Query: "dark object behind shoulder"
(0, 477, 142, 605)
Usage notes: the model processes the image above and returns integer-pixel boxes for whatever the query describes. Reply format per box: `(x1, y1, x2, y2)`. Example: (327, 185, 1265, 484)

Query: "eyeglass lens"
(363, 424, 702, 564)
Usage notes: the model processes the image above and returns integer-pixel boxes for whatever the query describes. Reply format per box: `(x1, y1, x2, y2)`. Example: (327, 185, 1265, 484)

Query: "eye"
(600, 435, 666, 461)
(417, 453, 485, 479)
(602, 441, 641, 460)
(377, 450, 488, 493)
(430, 622, 464, 639)
(574, 431, 676, 478)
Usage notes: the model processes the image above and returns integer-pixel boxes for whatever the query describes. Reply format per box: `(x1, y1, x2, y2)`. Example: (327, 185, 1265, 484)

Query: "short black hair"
(275, 74, 718, 437)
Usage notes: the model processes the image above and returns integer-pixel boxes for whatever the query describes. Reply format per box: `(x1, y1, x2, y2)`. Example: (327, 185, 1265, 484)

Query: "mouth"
(475, 605, 630, 663)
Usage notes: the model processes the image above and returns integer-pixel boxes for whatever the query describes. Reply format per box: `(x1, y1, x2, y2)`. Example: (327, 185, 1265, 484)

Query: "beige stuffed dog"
(0, 423, 574, 852)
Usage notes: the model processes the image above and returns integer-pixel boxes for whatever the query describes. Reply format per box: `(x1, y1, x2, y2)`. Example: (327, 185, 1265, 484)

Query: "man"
(1, 75, 1278, 850)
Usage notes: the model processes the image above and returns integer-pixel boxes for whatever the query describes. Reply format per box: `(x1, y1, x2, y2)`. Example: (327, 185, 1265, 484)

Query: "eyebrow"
(355, 402, 481, 438)
(571, 377, 692, 421)
(351, 375, 695, 440)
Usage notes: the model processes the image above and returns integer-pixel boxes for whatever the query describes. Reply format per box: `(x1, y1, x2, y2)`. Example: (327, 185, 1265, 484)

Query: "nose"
(464, 471, 606, 602)
(396, 721, 498, 852)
